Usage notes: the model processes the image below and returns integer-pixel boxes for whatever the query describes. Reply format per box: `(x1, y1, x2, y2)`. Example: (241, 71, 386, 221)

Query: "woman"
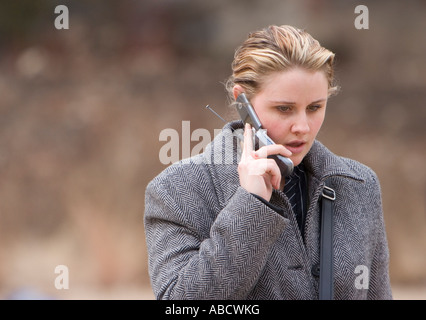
(144, 25, 392, 299)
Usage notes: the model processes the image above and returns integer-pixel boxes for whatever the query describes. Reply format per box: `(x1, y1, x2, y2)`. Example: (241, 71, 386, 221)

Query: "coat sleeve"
(366, 172, 393, 300)
(144, 164, 288, 300)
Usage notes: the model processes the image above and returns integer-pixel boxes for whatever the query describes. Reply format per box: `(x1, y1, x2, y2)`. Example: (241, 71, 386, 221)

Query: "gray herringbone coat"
(144, 121, 392, 300)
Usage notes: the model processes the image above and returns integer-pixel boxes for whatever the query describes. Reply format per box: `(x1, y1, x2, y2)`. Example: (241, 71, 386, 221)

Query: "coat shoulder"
(309, 140, 380, 184)
(146, 153, 211, 196)
(338, 155, 379, 183)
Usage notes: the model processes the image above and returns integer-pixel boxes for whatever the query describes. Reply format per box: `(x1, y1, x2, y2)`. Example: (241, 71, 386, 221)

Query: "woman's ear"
(232, 85, 244, 100)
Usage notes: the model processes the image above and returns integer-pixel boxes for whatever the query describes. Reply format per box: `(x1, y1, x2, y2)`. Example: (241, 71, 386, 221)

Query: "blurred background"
(0, 0, 425, 300)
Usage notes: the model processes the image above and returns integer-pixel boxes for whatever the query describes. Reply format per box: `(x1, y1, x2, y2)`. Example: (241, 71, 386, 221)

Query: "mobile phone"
(236, 93, 294, 177)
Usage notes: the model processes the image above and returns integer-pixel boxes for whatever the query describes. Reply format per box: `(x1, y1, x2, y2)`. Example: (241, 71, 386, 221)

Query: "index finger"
(242, 123, 254, 157)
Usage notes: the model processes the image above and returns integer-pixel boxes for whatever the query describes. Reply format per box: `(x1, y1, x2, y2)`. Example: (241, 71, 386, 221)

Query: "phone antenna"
(205, 105, 226, 123)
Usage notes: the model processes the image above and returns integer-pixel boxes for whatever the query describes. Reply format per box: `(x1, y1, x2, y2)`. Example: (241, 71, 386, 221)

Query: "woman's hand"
(238, 123, 292, 201)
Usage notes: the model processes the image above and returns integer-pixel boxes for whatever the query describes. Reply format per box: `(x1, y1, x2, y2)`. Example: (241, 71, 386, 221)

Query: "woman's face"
(248, 68, 329, 166)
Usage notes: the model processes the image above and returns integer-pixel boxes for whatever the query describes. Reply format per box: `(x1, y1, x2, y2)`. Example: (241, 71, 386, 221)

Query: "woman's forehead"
(257, 69, 329, 102)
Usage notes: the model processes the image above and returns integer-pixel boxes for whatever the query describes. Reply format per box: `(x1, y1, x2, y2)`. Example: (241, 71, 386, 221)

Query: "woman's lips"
(285, 141, 306, 154)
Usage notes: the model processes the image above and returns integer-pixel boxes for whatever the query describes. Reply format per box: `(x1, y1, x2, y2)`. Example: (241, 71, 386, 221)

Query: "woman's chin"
(290, 156, 302, 167)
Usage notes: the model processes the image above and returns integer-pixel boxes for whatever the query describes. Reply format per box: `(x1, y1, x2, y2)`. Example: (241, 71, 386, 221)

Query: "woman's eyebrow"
(269, 98, 327, 105)
(308, 98, 327, 104)
(269, 100, 296, 105)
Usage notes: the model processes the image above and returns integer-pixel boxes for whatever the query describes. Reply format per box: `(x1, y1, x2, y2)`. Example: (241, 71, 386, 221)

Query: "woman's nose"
(290, 112, 310, 134)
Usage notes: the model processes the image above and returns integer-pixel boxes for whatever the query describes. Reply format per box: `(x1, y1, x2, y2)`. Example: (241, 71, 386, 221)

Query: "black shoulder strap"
(319, 178, 335, 300)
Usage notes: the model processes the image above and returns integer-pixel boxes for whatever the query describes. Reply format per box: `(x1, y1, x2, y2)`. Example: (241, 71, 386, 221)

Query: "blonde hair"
(225, 25, 339, 101)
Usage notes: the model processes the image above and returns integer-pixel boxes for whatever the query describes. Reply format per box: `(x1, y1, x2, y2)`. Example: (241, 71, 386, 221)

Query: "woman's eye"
(277, 106, 291, 113)
(308, 105, 321, 112)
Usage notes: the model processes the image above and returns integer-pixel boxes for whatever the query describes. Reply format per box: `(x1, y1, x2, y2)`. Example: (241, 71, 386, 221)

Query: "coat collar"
(304, 139, 366, 183)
